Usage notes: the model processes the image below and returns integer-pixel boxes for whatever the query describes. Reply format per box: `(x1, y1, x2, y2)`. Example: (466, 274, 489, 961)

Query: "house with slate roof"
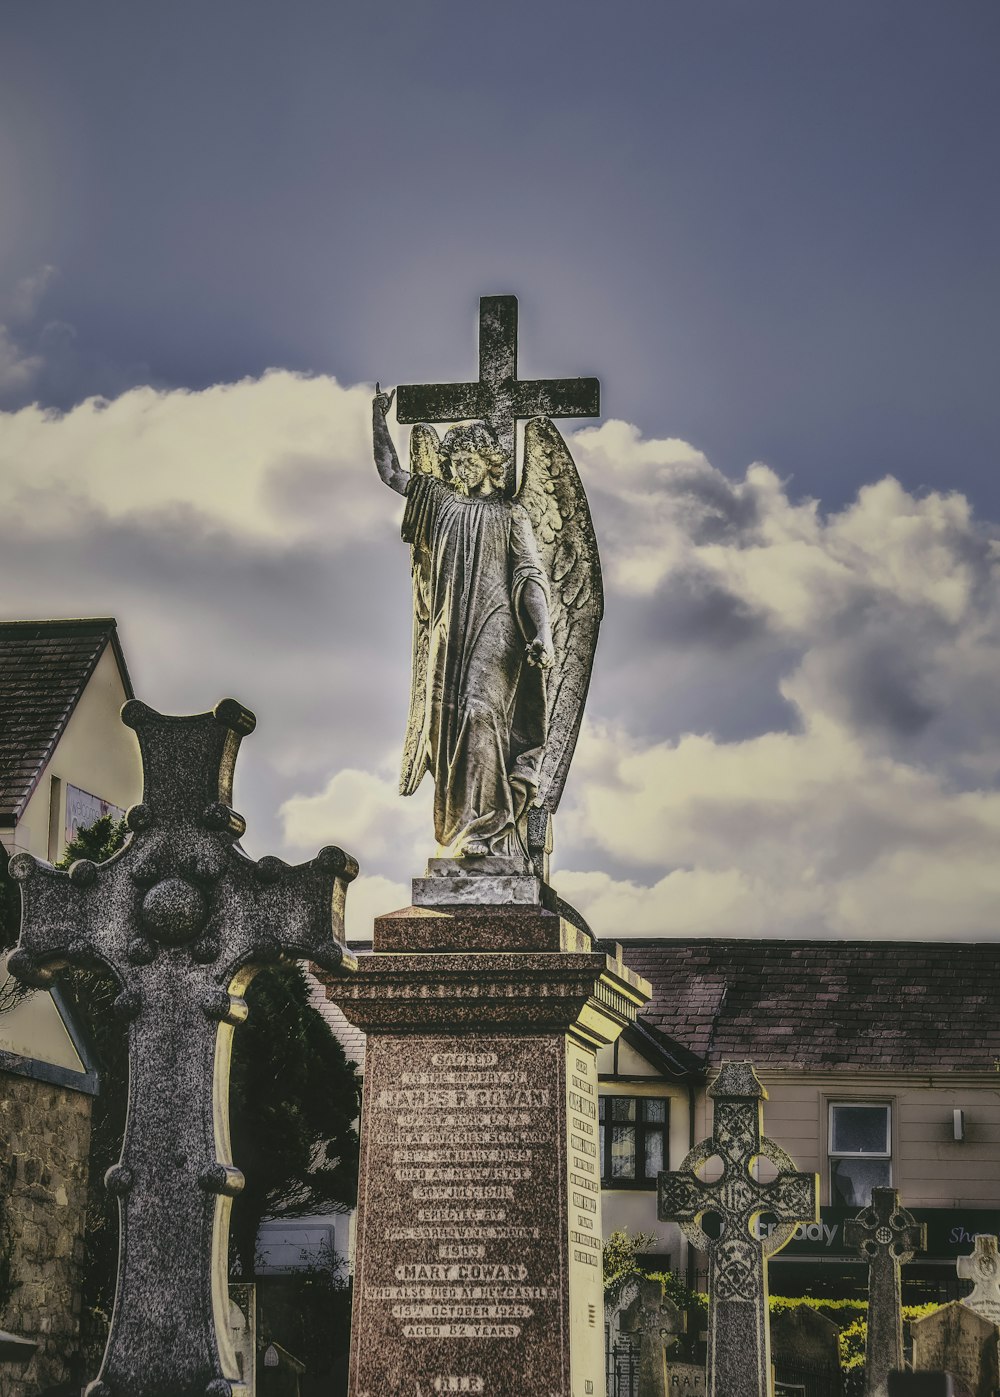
(0, 618, 139, 866)
(599, 938, 1000, 1301)
(317, 933, 1000, 1305)
(0, 618, 141, 1395)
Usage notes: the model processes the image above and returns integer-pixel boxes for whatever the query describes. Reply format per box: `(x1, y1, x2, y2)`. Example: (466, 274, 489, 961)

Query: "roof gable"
(0, 618, 133, 825)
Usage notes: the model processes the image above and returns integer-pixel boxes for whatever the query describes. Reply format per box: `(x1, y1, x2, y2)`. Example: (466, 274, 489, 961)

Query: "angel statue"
(372, 383, 603, 867)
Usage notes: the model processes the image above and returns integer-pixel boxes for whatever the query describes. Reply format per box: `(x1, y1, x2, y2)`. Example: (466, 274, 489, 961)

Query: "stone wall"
(0, 1071, 93, 1397)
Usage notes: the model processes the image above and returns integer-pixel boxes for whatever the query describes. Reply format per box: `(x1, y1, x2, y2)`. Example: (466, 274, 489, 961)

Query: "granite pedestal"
(325, 901, 650, 1397)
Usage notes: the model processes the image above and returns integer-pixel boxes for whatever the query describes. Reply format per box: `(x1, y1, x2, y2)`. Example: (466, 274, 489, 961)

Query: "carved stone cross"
(619, 1277, 683, 1397)
(845, 1187, 926, 1397)
(394, 293, 600, 493)
(958, 1233, 1000, 1324)
(657, 1061, 818, 1397)
(8, 698, 358, 1397)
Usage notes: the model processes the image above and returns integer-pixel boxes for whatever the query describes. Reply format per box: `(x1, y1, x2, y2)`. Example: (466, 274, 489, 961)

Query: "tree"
(45, 816, 361, 1363)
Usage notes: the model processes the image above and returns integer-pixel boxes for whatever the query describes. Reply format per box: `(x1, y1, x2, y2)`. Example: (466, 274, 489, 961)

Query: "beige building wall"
(13, 644, 140, 863)
(596, 1061, 1000, 1281)
(760, 1070, 1000, 1208)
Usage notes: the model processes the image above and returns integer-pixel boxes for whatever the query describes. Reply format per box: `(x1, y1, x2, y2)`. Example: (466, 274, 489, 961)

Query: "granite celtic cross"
(657, 1061, 818, 1397)
(845, 1187, 926, 1397)
(394, 293, 600, 493)
(8, 698, 358, 1397)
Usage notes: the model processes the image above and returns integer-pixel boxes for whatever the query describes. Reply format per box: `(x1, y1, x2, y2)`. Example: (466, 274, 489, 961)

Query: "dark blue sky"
(2, 0, 998, 510)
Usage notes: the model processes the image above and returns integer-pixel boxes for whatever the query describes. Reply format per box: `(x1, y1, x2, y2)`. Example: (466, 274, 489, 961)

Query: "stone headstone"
(665, 1362, 707, 1393)
(657, 1061, 819, 1397)
(324, 906, 650, 1397)
(844, 1188, 926, 1397)
(8, 698, 357, 1397)
(958, 1235, 1000, 1325)
(910, 1302, 999, 1397)
(619, 1277, 683, 1397)
(770, 1306, 842, 1395)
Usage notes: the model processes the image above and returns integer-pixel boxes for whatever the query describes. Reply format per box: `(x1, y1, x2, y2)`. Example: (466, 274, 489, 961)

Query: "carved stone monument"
(845, 1188, 926, 1397)
(618, 1277, 683, 1397)
(910, 1302, 998, 1397)
(326, 298, 651, 1397)
(656, 1061, 819, 1397)
(958, 1235, 1000, 1325)
(8, 699, 357, 1397)
(770, 1305, 843, 1396)
(325, 917, 649, 1397)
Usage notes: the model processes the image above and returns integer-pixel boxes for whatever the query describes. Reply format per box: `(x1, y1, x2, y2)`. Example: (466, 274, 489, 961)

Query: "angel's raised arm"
(372, 383, 410, 495)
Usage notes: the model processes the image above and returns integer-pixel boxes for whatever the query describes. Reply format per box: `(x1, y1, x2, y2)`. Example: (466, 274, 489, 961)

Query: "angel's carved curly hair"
(440, 422, 509, 488)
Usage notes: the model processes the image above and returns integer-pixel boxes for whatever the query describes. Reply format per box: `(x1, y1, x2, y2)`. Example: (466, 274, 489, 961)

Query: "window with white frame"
(828, 1102, 891, 1207)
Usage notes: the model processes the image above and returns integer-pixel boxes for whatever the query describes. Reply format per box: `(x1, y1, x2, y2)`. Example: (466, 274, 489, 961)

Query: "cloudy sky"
(2, 2, 999, 941)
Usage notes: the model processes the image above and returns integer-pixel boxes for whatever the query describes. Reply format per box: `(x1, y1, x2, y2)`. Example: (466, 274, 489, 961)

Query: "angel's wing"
(517, 416, 604, 812)
(399, 425, 444, 794)
(409, 422, 446, 478)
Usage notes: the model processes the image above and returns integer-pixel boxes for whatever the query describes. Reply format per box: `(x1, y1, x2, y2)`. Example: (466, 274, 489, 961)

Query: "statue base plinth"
(324, 902, 651, 1397)
(413, 855, 545, 907)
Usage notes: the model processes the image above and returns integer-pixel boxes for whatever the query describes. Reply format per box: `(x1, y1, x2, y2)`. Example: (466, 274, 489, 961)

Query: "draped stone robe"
(400, 473, 549, 856)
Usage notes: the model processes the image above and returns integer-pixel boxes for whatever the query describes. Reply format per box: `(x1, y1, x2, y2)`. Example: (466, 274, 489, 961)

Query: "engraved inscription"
(355, 1035, 565, 1390)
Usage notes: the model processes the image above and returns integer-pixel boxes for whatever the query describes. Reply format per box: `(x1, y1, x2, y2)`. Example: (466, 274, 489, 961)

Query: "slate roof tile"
(615, 938, 1000, 1072)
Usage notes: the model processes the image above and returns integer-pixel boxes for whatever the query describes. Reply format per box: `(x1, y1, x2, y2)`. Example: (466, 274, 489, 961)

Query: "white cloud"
(2, 373, 999, 942)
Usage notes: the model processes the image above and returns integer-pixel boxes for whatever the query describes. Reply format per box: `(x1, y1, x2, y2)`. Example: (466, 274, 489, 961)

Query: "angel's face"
(451, 449, 492, 495)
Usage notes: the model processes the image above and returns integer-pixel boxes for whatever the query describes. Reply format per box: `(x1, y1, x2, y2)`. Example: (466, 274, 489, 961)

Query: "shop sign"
(65, 784, 125, 848)
(756, 1207, 1000, 1258)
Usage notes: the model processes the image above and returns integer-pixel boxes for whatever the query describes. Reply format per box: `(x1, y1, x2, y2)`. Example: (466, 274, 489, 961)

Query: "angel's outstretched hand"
(374, 381, 396, 417)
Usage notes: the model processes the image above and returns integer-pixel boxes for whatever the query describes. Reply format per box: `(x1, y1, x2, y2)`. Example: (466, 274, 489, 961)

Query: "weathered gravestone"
(8, 698, 358, 1397)
(958, 1235, 1000, 1326)
(665, 1362, 706, 1392)
(657, 1061, 819, 1397)
(326, 918, 649, 1397)
(770, 1306, 843, 1396)
(845, 1189, 926, 1397)
(229, 1284, 257, 1394)
(910, 1302, 999, 1397)
(618, 1276, 683, 1397)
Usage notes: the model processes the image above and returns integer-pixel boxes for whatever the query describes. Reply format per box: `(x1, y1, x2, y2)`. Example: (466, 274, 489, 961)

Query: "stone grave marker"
(665, 1362, 707, 1392)
(229, 1284, 257, 1394)
(910, 1302, 999, 1397)
(845, 1188, 926, 1397)
(657, 1061, 819, 1397)
(618, 1276, 683, 1397)
(770, 1302, 837, 1391)
(770, 1306, 843, 1396)
(325, 912, 650, 1397)
(8, 698, 358, 1397)
(958, 1235, 1000, 1325)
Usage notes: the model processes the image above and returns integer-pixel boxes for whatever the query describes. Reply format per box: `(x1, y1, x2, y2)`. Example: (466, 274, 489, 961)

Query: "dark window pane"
(611, 1125, 636, 1179)
(644, 1131, 664, 1177)
(599, 1097, 606, 1122)
(644, 1100, 666, 1122)
(611, 1099, 637, 1122)
(831, 1106, 889, 1155)
(830, 1157, 891, 1207)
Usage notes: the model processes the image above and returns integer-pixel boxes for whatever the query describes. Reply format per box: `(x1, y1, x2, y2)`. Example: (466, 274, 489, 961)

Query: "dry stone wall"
(0, 1071, 93, 1397)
